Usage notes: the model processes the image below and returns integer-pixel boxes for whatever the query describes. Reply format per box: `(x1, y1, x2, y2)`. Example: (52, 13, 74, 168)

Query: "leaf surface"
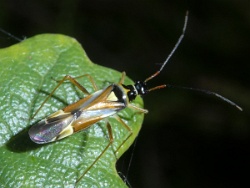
(0, 34, 144, 187)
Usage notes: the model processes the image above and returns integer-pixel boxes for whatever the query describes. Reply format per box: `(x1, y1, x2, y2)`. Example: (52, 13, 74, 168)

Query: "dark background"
(1, 1, 249, 188)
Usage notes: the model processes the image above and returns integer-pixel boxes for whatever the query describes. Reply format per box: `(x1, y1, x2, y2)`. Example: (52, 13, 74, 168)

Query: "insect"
(28, 11, 242, 185)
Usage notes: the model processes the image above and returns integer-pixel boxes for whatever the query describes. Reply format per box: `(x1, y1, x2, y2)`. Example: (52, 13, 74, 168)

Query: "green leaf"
(0, 34, 144, 187)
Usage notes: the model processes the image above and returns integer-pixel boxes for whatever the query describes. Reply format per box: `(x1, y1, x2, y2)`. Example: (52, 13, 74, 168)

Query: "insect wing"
(70, 84, 128, 132)
(29, 111, 74, 144)
(29, 84, 128, 143)
(63, 84, 127, 113)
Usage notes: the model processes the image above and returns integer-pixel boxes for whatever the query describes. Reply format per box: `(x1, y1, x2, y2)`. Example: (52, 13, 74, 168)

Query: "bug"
(28, 11, 242, 185)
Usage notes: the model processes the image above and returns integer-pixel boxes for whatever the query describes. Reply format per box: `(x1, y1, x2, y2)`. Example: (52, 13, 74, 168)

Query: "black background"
(1, 1, 249, 188)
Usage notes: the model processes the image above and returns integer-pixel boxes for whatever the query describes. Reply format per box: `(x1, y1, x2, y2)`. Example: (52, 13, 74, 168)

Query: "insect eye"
(135, 81, 148, 96)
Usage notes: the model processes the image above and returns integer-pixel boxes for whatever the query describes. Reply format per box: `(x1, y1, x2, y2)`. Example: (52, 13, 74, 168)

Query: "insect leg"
(112, 115, 133, 154)
(128, 103, 148, 113)
(114, 104, 148, 154)
(32, 75, 97, 119)
(118, 72, 126, 85)
(53, 74, 98, 93)
(70, 74, 98, 91)
(76, 122, 114, 185)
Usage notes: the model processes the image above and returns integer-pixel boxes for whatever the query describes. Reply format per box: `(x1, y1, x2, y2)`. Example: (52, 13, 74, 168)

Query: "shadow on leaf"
(6, 127, 42, 152)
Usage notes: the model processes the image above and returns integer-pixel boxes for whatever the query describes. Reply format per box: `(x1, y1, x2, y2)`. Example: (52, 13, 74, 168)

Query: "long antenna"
(0, 28, 22, 42)
(145, 11, 189, 82)
(167, 84, 243, 111)
(142, 10, 242, 111)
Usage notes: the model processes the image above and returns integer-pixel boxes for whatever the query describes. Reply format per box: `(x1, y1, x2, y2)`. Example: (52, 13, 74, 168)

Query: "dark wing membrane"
(29, 113, 74, 144)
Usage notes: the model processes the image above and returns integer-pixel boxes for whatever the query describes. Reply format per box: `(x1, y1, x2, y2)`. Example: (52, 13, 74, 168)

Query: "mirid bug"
(28, 11, 242, 185)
